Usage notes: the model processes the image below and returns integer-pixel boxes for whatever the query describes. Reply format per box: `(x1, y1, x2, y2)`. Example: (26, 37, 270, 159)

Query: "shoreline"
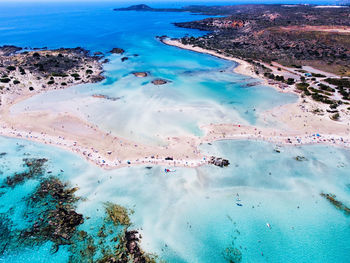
(161, 38, 297, 94)
(0, 42, 350, 170)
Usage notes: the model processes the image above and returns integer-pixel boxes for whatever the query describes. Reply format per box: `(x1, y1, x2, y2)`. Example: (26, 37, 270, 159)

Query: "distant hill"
(114, 4, 184, 12)
(114, 4, 154, 11)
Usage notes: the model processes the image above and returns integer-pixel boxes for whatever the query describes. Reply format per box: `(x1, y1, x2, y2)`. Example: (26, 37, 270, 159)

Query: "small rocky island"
(0, 45, 106, 105)
(110, 47, 125, 54)
(133, 71, 148, 77)
(209, 156, 230, 167)
(151, 78, 169, 85)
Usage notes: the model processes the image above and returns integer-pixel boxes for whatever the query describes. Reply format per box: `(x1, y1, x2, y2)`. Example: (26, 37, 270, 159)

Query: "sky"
(0, 0, 344, 6)
(0, 0, 342, 3)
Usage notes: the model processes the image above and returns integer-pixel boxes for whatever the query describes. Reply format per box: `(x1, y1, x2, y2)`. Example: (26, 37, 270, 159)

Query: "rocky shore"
(133, 72, 148, 77)
(151, 78, 169, 85)
(0, 46, 105, 107)
(0, 157, 158, 262)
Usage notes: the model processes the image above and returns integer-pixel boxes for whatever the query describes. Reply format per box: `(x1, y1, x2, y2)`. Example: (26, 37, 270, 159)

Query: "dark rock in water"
(151, 78, 169, 85)
(110, 48, 125, 54)
(0, 152, 6, 157)
(5, 158, 48, 187)
(2, 163, 159, 262)
(295, 156, 307, 161)
(244, 81, 261, 87)
(133, 71, 148, 77)
(90, 75, 105, 83)
(125, 230, 143, 259)
(223, 244, 242, 263)
(145, 166, 153, 169)
(209, 156, 230, 167)
(0, 214, 12, 255)
(121, 57, 128, 62)
(320, 193, 350, 216)
(22, 177, 83, 247)
(94, 51, 103, 56)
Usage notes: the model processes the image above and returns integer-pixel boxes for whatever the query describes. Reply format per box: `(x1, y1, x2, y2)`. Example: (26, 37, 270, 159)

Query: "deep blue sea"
(0, 2, 349, 263)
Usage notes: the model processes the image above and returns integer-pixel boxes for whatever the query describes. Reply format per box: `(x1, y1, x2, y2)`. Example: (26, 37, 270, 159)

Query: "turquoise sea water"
(0, 2, 349, 263)
(0, 137, 350, 262)
(3, 2, 296, 144)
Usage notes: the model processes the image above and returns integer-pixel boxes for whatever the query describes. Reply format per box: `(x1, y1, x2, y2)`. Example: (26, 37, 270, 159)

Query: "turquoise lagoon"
(1, 137, 350, 262)
(4, 2, 296, 144)
(0, 2, 349, 263)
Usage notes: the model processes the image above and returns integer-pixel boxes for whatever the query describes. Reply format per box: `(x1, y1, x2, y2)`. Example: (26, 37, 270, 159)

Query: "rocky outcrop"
(114, 4, 154, 11)
(0, 47, 105, 99)
(209, 156, 230, 167)
(133, 72, 148, 77)
(5, 158, 48, 187)
(110, 48, 125, 54)
(0, 45, 22, 56)
(151, 78, 169, 85)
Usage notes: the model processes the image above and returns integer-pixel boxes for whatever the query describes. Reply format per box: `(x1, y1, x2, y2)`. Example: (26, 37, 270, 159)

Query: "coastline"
(162, 39, 257, 78)
(0, 41, 349, 170)
(161, 38, 296, 94)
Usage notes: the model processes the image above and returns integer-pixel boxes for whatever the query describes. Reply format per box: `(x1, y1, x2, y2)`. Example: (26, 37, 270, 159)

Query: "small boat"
(236, 203, 243, 207)
(164, 168, 176, 173)
(266, 223, 271, 229)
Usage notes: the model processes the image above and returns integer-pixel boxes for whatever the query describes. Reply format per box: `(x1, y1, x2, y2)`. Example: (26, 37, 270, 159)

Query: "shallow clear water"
(0, 137, 349, 262)
(0, 2, 349, 263)
(2, 2, 296, 145)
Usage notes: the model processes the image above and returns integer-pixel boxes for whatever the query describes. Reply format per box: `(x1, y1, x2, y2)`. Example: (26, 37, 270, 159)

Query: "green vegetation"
(35, 63, 45, 71)
(311, 73, 326, 78)
(330, 103, 338, 109)
(286, 78, 295, 85)
(311, 93, 334, 104)
(19, 67, 25, 75)
(6, 66, 16, 71)
(330, 112, 340, 121)
(325, 78, 350, 88)
(70, 73, 80, 78)
(47, 80, 55, 85)
(51, 72, 68, 77)
(296, 82, 309, 90)
(0, 78, 11, 83)
(175, 5, 350, 76)
(13, 80, 20, 85)
(318, 83, 335, 92)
